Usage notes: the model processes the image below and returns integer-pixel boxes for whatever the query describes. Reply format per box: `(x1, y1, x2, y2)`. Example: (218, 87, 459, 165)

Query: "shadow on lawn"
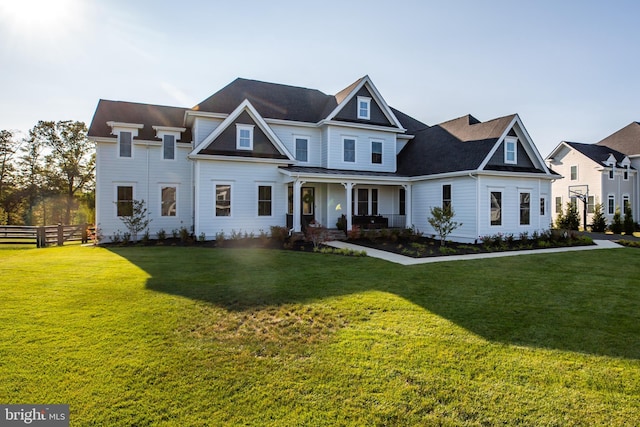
(108, 246, 640, 360)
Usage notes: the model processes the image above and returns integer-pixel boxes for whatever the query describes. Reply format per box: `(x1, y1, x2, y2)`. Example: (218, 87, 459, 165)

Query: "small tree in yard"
(118, 199, 151, 242)
(590, 203, 607, 233)
(611, 207, 623, 234)
(624, 207, 635, 235)
(428, 206, 461, 246)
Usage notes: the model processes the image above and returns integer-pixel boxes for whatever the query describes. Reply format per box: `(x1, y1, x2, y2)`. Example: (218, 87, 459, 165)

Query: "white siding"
(194, 159, 288, 239)
(477, 176, 552, 238)
(411, 177, 478, 242)
(270, 124, 322, 166)
(410, 175, 552, 243)
(193, 117, 223, 145)
(95, 139, 193, 240)
(326, 125, 397, 172)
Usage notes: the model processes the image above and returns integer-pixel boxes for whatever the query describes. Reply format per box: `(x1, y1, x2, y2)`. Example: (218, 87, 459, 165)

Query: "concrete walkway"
(325, 239, 623, 266)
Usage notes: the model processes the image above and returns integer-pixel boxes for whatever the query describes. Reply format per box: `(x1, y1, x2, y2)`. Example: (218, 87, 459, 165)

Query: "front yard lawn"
(1, 245, 639, 425)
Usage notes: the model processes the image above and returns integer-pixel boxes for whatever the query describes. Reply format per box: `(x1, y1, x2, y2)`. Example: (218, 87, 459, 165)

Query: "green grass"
(1, 245, 639, 425)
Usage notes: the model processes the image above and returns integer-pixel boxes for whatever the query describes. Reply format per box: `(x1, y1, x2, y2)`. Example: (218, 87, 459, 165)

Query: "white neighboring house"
(89, 76, 556, 243)
(546, 123, 639, 226)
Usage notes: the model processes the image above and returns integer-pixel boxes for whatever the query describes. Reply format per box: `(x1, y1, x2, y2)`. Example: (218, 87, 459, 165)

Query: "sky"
(0, 0, 639, 157)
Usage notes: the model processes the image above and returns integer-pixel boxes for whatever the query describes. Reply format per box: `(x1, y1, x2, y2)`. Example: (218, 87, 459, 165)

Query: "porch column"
(293, 179, 305, 232)
(403, 184, 412, 228)
(342, 182, 354, 231)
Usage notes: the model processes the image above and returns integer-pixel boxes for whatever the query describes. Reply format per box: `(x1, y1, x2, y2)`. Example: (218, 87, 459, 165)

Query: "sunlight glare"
(0, 0, 81, 37)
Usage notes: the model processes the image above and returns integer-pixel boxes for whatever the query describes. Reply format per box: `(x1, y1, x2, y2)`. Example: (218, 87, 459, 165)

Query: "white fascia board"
(188, 153, 291, 165)
(475, 170, 558, 180)
(152, 125, 187, 133)
(278, 169, 408, 185)
(264, 117, 317, 128)
(189, 99, 294, 160)
(319, 120, 406, 133)
(106, 121, 144, 129)
(183, 110, 229, 127)
(477, 115, 551, 174)
(546, 140, 572, 161)
(89, 136, 116, 144)
(324, 76, 404, 130)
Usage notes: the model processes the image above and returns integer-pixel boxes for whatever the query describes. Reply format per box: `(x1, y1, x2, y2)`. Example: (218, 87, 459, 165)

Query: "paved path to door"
(325, 240, 623, 266)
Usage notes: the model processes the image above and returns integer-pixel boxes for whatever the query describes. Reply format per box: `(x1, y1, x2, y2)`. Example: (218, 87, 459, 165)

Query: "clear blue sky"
(1, 0, 638, 156)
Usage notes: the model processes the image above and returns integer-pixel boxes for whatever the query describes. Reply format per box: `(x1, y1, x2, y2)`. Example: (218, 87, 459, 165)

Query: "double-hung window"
(258, 185, 272, 217)
(623, 195, 631, 213)
(161, 186, 177, 217)
(504, 137, 517, 164)
(608, 195, 615, 215)
(587, 196, 595, 214)
(295, 137, 308, 162)
(216, 184, 231, 217)
(119, 131, 132, 158)
(442, 184, 452, 211)
(343, 138, 356, 162)
(163, 135, 175, 160)
(236, 124, 254, 150)
(540, 197, 546, 216)
(520, 192, 531, 225)
(555, 196, 562, 213)
(371, 141, 382, 164)
(116, 186, 133, 216)
(570, 165, 578, 180)
(357, 96, 371, 120)
(491, 191, 502, 226)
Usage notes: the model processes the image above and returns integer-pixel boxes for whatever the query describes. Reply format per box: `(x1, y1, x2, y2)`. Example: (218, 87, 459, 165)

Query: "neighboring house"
(88, 76, 556, 243)
(546, 123, 639, 226)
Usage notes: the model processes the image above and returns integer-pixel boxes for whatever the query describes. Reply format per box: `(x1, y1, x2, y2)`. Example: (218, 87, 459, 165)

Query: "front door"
(301, 187, 315, 226)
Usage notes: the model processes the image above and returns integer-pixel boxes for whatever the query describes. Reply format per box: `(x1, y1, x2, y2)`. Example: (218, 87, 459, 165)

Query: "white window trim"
(607, 194, 616, 215)
(623, 194, 631, 211)
(294, 135, 309, 163)
(623, 166, 629, 181)
(490, 189, 503, 227)
(609, 166, 615, 180)
(555, 196, 563, 213)
(519, 191, 532, 226)
(504, 137, 517, 164)
(256, 183, 274, 218)
(371, 139, 383, 164)
(570, 165, 578, 181)
(214, 182, 233, 218)
(236, 124, 254, 150)
(159, 184, 178, 217)
(114, 183, 135, 218)
(161, 134, 176, 161)
(343, 136, 357, 163)
(540, 196, 547, 216)
(357, 96, 371, 120)
(118, 131, 133, 159)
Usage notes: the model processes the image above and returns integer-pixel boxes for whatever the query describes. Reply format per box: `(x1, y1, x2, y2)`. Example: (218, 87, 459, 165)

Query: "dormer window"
(236, 124, 254, 150)
(624, 165, 629, 181)
(609, 167, 615, 180)
(504, 137, 517, 164)
(357, 96, 371, 120)
(119, 131, 132, 158)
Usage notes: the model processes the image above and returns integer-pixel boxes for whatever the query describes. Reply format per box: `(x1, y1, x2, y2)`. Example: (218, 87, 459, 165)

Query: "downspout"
(469, 172, 478, 240)
(146, 143, 150, 234)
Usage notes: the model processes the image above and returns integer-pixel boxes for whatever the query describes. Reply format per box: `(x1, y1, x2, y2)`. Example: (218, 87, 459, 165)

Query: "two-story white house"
(546, 123, 639, 226)
(89, 76, 556, 243)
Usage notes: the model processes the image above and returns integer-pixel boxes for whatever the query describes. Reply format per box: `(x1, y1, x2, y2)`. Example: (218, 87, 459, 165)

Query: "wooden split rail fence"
(0, 224, 92, 247)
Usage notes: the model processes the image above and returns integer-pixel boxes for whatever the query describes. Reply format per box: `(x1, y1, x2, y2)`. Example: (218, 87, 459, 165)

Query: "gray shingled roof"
(89, 78, 428, 140)
(88, 100, 192, 142)
(193, 78, 334, 123)
(565, 141, 631, 167)
(397, 114, 516, 176)
(596, 122, 640, 156)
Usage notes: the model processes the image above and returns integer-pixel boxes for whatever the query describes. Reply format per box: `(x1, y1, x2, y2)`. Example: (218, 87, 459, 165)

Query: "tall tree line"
(0, 120, 95, 226)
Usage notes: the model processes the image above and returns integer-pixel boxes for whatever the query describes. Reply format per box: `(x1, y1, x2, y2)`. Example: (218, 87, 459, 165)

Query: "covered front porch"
(280, 167, 412, 233)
